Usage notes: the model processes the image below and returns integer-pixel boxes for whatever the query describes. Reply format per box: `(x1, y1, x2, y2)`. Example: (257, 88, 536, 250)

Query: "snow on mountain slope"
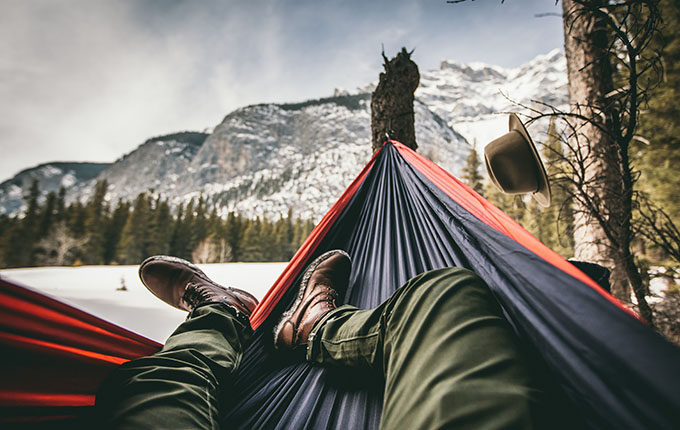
(417, 49, 567, 147)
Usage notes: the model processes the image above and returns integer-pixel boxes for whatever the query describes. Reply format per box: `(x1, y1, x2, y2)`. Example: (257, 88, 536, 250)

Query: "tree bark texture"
(371, 48, 419, 152)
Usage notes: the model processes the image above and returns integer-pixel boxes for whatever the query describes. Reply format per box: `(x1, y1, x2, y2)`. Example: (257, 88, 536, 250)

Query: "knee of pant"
(407, 267, 489, 302)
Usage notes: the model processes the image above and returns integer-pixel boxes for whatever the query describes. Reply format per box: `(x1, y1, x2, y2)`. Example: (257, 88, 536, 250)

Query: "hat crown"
(485, 130, 540, 194)
(483, 114, 551, 207)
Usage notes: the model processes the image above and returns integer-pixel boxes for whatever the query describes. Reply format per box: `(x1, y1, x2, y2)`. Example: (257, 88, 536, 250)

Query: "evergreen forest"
(0, 179, 315, 268)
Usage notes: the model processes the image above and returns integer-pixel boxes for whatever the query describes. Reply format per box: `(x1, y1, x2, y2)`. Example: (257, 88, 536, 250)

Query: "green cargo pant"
(308, 267, 544, 429)
(96, 303, 252, 428)
(97, 267, 543, 429)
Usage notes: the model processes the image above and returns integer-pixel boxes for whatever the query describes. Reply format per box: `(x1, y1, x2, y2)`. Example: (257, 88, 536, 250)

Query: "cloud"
(0, 0, 563, 180)
(0, 1, 236, 176)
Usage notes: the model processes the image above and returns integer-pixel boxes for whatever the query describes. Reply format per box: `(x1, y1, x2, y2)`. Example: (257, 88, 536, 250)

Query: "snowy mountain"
(0, 50, 567, 220)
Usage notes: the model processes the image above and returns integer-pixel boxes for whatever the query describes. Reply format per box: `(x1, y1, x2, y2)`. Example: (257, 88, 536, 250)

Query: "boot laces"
(183, 282, 211, 308)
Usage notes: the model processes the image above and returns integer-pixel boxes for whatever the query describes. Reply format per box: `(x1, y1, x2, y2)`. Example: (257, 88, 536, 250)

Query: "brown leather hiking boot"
(274, 250, 351, 350)
(139, 255, 259, 321)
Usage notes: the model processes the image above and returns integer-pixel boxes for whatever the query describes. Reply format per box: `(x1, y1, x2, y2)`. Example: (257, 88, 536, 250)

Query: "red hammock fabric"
(0, 277, 161, 424)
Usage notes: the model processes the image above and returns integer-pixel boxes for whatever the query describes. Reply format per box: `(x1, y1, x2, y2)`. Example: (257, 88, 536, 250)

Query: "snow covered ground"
(0, 263, 288, 343)
(4, 262, 674, 343)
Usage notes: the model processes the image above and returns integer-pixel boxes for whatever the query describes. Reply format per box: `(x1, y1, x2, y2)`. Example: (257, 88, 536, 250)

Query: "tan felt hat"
(484, 113, 551, 207)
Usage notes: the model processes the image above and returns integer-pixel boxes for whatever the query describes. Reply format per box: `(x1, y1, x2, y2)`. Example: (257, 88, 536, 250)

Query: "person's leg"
(96, 255, 259, 429)
(307, 267, 544, 430)
(96, 303, 251, 429)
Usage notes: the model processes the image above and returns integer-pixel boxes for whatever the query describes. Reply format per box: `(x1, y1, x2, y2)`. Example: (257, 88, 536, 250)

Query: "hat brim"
(508, 113, 551, 207)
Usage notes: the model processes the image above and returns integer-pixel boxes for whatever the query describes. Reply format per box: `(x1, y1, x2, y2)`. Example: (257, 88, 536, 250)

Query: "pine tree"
(0, 216, 22, 267)
(522, 198, 547, 243)
(67, 201, 87, 239)
(543, 119, 575, 257)
(292, 218, 305, 250)
(636, 0, 680, 228)
(284, 210, 295, 259)
(292, 217, 316, 250)
(224, 212, 243, 261)
(202, 208, 232, 263)
(117, 193, 153, 264)
(461, 139, 485, 196)
(83, 180, 109, 264)
(299, 219, 316, 248)
(558, 0, 660, 322)
(102, 200, 130, 264)
(240, 218, 264, 261)
(55, 186, 66, 222)
(521, 120, 575, 258)
(0, 215, 11, 267)
(17, 179, 41, 266)
(207, 207, 222, 242)
(188, 196, 208, 256)
(149, 197, 172, 256)
(273, 213, 295, 261)
(172, 200, 199, 260)
(169, 203, 188, 258)
(38, 191, 57, 239)
(484, 181, 525, 223)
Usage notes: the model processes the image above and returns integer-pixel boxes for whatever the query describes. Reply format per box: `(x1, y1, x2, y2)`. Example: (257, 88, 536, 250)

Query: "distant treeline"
(0, 180, 315, 268)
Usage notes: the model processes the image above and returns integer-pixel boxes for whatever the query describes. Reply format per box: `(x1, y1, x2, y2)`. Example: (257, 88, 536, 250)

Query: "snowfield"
(0, 263, 288, 343)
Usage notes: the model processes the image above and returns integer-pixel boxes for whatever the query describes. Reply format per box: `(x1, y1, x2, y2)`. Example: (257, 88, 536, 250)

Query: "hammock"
(1, 141, 679, 429)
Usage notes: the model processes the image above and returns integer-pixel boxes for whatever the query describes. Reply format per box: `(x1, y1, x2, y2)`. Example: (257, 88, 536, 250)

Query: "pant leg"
(95, 303, 251, 430)
(308, 267, 544, 430)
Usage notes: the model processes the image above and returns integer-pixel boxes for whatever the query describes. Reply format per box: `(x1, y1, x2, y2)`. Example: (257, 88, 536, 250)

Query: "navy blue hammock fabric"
(1, 140, 679, 428)
(223, 141, 680, 429)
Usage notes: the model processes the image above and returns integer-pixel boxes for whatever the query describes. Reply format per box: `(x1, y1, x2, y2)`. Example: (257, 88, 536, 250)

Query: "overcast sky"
(0, 0, 564, 180)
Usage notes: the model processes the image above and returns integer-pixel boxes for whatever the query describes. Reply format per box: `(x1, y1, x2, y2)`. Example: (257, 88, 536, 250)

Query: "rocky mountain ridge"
(0, 162, 111, 215)
(0, 50, 568, 220)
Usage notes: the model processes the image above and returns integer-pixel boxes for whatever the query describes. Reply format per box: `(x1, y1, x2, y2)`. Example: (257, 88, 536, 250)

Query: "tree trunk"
(371, 48, 419, 152)
(562, 0, 654, 324)
(562, 0, 623, 293)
